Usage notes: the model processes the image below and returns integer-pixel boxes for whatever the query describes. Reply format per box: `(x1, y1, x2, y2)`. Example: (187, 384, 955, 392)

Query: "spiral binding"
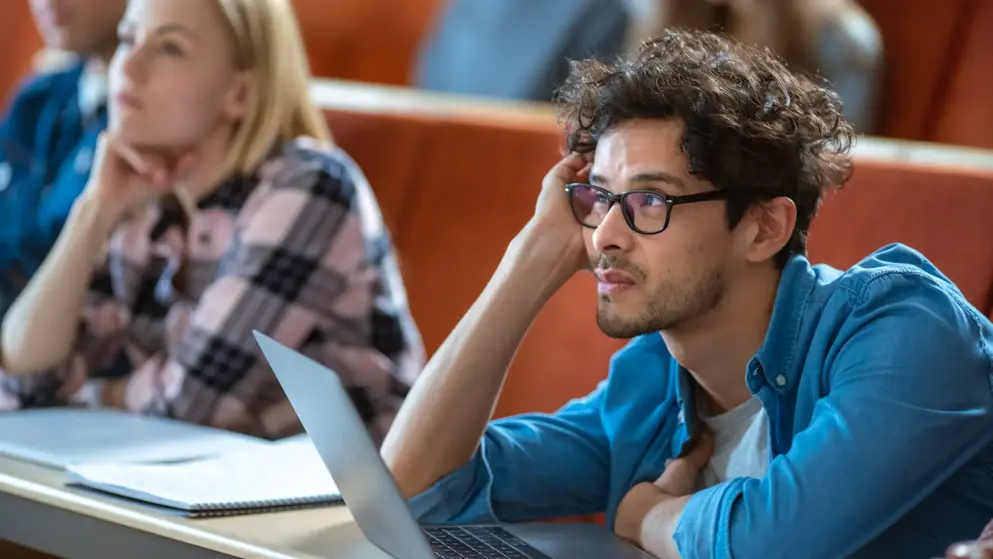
(185, 493, 345, 518)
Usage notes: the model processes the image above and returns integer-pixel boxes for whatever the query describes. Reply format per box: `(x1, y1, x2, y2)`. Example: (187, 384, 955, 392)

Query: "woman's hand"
(81, 132, 198, 224)
(0, 133, 198, 375)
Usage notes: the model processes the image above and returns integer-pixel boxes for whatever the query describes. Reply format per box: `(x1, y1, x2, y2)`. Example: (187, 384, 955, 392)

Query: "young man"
(0, 0, 125, 313)
(382, 29, 993, 559)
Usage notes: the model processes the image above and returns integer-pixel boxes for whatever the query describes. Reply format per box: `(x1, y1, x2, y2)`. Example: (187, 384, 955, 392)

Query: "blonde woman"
(0, 0, 424, 442)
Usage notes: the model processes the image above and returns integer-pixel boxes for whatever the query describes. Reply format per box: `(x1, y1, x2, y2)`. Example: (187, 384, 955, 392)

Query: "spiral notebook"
(64, 435, 343, 518)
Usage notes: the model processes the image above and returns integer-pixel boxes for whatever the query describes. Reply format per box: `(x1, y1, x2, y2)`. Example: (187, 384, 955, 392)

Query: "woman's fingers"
(102, 133, 202, 198)
(113, 138, 200, 193)
(107, 136, 156, 178)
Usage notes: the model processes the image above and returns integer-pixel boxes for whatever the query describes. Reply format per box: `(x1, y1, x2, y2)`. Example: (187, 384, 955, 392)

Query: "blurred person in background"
(0, 0, 127, 314)
(0, 0, 424, 442)
(624, 0, 883, 133)
(415, 0, 630, 102)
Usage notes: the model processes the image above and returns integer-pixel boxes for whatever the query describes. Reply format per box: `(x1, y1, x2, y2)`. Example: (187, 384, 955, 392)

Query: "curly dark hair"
(554, 28, 854, 268)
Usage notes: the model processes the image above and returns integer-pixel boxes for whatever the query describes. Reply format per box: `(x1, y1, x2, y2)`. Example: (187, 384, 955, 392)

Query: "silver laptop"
(254, 332, 652, 559)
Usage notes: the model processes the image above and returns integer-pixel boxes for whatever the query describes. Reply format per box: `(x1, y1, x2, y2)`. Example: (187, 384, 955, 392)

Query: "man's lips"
(595, 269, 635, 295)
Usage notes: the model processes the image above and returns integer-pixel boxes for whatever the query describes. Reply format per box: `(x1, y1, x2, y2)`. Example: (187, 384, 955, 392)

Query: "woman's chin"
(110, 118, 148, 142)
(110, 122, 183, 153)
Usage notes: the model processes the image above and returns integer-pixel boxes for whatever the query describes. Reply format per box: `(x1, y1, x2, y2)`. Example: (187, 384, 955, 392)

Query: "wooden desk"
(0, 455, 391, 558)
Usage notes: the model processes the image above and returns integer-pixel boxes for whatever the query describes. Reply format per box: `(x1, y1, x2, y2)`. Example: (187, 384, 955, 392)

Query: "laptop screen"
(253, 332, 435, 559)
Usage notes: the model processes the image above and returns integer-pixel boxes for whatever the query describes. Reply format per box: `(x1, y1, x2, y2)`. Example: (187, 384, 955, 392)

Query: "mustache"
(589, 254, 647, 281)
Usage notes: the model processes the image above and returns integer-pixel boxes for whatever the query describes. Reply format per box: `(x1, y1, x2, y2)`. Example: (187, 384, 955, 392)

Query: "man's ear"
(743, 197, 797, 264)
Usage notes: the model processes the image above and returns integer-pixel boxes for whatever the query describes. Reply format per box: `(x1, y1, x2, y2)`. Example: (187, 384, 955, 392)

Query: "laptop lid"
(253, 332, 435, 559)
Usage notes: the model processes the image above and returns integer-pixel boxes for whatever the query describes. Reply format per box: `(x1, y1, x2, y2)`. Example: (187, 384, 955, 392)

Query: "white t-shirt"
(697, 396, 770, 489)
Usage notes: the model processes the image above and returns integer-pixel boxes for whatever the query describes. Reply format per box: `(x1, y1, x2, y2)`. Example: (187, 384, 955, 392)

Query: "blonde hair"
(216, 0, 332, 174)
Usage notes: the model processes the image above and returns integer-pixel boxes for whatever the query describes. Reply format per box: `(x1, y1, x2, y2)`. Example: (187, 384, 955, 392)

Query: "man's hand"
(515, 152, 592, 279)
(654, 430, 714, 497)
(615, 482, 670, 545)
(615, 431, 714, 549)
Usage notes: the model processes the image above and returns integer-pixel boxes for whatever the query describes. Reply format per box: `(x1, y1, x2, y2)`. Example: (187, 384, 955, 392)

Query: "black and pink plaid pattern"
(0, 138, 424, 441)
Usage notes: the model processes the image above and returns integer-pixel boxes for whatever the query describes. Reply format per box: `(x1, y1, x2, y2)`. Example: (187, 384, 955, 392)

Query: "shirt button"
(775, 375, 787, 387)
(0, 162, 11, 193)
(676, 409, 685, 424)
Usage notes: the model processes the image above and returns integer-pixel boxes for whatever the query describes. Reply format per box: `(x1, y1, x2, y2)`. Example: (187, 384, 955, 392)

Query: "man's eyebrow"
(589, 171, 688, 191)
(630, 172, 687, 191)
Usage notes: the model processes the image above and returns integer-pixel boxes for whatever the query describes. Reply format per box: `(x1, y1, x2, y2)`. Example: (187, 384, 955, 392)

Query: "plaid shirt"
(0, 138, 424, 441)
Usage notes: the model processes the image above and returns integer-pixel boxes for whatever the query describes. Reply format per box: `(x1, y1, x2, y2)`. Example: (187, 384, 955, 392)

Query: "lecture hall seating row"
(297, 0, 993, 149)
(4, 0, 989, 150)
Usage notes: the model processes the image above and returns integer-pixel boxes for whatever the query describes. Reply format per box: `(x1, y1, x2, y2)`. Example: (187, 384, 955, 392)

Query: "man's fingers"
(681, 429, 714, 470)
(557, 152, 587, 173)
(653, 430, 713, 491)
(577, 161, 592, 180)
(566, 151, 588, 164)
(545, 152, 591, 188)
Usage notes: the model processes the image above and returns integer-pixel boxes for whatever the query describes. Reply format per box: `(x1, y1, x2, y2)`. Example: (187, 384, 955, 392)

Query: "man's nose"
(591, 203, 634, 253)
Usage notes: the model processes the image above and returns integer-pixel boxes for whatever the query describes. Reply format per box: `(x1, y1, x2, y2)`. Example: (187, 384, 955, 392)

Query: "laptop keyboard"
(424, 526, 553, 559)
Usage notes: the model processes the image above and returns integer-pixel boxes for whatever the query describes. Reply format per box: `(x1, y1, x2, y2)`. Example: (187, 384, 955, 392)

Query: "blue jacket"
(0, 61, 107, 310)
(409, 243, 993, 558)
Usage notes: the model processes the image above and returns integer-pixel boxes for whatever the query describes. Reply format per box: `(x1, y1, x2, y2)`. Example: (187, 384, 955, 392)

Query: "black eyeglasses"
(564, 183, 736, 235)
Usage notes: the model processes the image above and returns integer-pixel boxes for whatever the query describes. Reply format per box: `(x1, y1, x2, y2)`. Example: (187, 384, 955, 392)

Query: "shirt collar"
(675, 253, 817, 429)
(749, 253, 818, 394)
(78, 60, 109, 119)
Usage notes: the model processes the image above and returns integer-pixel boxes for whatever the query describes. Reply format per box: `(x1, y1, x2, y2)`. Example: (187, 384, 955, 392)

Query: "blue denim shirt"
(0, 61, 107, 310)
(409, 243, 993, 559)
